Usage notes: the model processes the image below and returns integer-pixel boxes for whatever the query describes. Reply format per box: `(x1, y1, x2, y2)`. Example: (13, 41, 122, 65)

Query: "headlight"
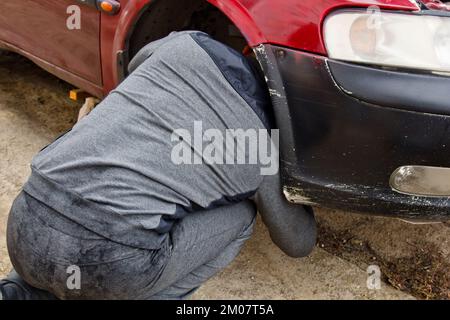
(323, 10, 450, 73)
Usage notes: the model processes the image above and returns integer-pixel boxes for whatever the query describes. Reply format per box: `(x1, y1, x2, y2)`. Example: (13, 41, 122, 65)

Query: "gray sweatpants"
(6, 192, 256, 300)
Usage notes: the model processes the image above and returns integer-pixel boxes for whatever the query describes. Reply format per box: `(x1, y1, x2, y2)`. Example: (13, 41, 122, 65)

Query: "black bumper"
(255, 44, 450, 220)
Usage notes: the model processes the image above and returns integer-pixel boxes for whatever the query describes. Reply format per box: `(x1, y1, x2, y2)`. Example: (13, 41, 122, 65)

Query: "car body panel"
(100, 0, 421, 95)
(0, 0, 101, 85)
(0, 0, 421, 96)
(99, 0, 151, 95)
(255, 44, 450, 220)
(208, 0, 419, 53)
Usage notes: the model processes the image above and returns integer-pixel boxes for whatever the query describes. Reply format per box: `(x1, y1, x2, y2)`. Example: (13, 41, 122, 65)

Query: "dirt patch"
(195, 218, 413, 300)
(0, 51, 80, 277)
(317, 221, 450, 299)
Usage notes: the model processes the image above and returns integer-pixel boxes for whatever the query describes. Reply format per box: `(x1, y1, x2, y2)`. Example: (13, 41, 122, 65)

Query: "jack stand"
(69, 89, 94, 102)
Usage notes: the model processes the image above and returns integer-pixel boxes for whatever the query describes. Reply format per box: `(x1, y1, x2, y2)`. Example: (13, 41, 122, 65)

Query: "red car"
(1, 0, 450, 220)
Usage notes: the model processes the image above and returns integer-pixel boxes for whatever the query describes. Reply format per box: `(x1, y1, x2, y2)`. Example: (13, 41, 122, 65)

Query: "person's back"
(26, 31, 271, 249)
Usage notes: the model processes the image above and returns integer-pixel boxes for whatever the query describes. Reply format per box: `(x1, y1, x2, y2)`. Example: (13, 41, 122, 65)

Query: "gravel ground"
(0, 52, 448, 299)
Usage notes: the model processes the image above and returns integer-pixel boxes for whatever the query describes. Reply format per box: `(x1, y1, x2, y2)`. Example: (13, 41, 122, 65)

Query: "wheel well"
(124, 0, 273, 128)
(126, 0, 248, 65)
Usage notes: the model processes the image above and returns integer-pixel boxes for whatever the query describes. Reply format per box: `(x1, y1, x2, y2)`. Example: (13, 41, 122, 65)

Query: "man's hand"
(78, 97, 100, 122)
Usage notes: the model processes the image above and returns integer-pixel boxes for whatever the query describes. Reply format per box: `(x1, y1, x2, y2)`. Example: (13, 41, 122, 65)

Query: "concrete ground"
(0, 52, 448, 300)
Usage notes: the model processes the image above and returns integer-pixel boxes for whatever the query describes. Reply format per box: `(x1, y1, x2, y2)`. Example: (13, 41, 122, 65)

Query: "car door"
(0, 0, 102, 86)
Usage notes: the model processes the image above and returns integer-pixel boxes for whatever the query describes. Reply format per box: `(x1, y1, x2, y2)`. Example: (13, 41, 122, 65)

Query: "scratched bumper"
(256, 44, 450, 221)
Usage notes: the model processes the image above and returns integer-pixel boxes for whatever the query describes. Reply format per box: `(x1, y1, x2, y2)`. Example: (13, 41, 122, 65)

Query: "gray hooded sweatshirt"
(23, 31, 272, 250)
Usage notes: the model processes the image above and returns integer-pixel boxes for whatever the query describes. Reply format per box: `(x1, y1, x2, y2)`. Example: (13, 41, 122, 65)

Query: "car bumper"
(255, 44, 450, 220)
